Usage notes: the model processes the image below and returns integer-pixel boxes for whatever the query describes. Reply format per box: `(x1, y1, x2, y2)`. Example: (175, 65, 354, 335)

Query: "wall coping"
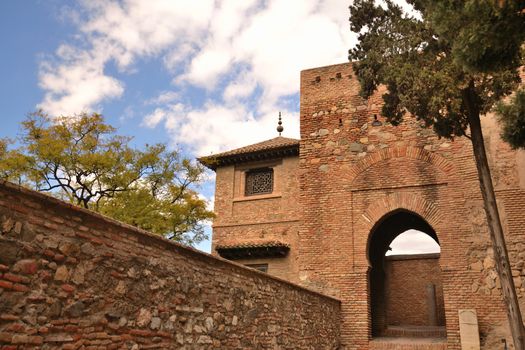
(0, 180, 340, 304)
(301, 61, 351, 73)
(385, 253, 441, 261)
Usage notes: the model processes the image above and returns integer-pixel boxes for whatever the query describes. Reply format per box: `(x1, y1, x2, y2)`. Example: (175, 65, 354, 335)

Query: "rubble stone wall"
(0, 181, 341, 349)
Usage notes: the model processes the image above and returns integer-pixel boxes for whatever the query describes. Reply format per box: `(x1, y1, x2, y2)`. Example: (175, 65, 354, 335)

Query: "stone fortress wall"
(0, 181, 341, 349)
(298, 62, 525, 349)
(1, 61, 524, 350)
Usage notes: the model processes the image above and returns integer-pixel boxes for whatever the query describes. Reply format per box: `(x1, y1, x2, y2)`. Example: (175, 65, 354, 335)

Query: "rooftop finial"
(277, 111, 284, 136)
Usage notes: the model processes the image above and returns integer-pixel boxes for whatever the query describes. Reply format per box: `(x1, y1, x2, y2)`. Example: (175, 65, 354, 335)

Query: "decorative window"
(245, 263, 268, 273)
(245, 168, 273, 196)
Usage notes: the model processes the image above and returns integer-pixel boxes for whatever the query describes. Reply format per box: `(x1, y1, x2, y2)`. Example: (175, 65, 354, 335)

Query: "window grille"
(245, 168, 273, 196)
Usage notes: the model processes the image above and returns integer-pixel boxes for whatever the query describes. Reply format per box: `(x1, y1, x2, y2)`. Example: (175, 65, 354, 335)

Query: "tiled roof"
(215, 240, 290, 250)
(215, 240, 290, 260)
(210, 137, 299, 158)
(198, 136, 300, 170)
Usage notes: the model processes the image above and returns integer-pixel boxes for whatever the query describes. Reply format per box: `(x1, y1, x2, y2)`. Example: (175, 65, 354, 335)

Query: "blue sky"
(1, 0, 435, 255)
(0, 0, 354, 252)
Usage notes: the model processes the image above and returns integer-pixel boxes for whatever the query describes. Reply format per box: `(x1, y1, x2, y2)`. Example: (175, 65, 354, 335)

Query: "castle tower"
(298, 62, 525, 349)
(201, 62, 525, 349)
(199, 134, 301, 281)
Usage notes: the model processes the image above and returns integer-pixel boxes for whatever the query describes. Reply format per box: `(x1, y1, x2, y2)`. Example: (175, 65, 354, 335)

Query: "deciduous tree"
(0, 111, 213, 245)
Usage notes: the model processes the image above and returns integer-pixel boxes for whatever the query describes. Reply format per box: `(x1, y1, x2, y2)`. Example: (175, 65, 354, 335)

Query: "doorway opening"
(368, 209, 445, 339)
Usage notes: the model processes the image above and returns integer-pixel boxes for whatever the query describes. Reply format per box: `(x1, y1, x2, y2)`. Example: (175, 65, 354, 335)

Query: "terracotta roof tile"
(215, 240, 290, 250)
(198, 136, 299, 170)
(210, 137, 299, 158)
(215, 240, 290, 259)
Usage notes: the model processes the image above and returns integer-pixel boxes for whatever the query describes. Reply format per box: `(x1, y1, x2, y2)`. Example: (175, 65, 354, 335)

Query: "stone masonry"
(1, 60, 524, 350)
(298, 62, 525, 349)
(204, 62, 525, 350)
(0, 181, 341, 349)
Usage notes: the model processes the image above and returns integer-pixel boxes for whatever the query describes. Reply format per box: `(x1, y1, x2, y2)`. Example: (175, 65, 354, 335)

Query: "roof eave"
(216, 244, 290, 260)
(198, 145, 299, 171)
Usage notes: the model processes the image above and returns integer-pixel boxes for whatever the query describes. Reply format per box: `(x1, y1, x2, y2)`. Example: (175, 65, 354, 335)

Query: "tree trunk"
(468, 109, 525, 350)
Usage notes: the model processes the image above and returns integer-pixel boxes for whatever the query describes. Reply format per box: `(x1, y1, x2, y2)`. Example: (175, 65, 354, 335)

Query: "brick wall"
(384, 254, 445, 327)
(298, 62, 523, 349)
(0, 181, 340, 349)
(212, 156, 301, 282)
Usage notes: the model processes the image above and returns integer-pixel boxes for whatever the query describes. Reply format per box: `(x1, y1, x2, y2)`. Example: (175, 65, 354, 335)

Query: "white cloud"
(79, 0, 214, 63)
(163, 43, 197, 72)
(386, 229, 441, 256)
(142, 103, 185, 128)
(184, 47, 233, 88)
(145, 102, 299, 156)
(39, 0, 354, 152)
(38, 0, 215, 115)
(145, 91, 180, 105)
(223, 70, 257, 101)
(38, 44, 124, 114)
(180, 0, 353, 101)
(142, 108, 167, 128)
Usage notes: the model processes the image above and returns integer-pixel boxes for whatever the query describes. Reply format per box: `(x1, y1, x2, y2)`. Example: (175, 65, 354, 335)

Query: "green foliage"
(348, 3, 525, 343)
(0, 138, 32, 186)
(497, 88, 525, 149)
(348, 0, 525, 143)
(0, 111, 214, 245)
(426, 1, 525, 73)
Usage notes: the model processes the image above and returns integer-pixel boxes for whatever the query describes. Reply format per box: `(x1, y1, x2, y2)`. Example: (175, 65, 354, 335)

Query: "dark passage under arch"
(368, 210, 445, 337)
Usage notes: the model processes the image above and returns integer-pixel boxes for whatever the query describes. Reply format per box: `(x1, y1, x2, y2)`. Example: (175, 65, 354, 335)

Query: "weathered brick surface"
(212, 156, 301, 281)
(0, 181, 341, 349)
(297, 62, 525, 349)
(384, 255, 445, 327)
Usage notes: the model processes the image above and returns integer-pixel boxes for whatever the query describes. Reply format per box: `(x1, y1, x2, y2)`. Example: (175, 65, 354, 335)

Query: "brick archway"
(359, 192, 443, 242)
(367, 208, 446, 338)
(346, 146, 456, 184)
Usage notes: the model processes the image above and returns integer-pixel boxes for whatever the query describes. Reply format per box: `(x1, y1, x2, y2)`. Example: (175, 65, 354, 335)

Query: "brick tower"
(202, 62, 525, 350)
(200, 136, 301, 282)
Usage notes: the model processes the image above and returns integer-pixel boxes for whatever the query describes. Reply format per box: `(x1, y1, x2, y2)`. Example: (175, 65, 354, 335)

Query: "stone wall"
(298, 62, 523, 349)
(384, 254, 445, 327)
(0, 181, 341, 349)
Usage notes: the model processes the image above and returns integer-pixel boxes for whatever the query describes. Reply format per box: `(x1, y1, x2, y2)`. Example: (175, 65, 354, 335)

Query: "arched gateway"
(202, 62, 525, 349)
(368, 210, 445, 338)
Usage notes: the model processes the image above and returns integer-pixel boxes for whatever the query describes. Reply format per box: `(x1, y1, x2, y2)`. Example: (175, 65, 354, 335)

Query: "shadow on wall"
(368, 209, 445, 337)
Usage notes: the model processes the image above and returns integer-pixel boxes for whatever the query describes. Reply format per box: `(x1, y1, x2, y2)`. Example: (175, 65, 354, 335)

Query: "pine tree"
(348, 1, 525, 347)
